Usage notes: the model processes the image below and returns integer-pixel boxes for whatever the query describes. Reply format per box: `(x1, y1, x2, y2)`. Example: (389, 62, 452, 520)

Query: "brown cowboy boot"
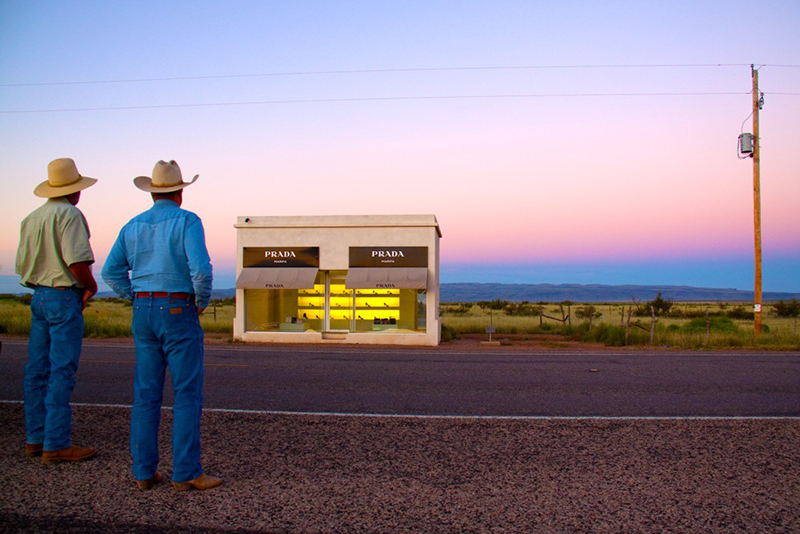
(41, 445, 96, 464)
(25, 443, 43, 457)
(136, 471, 163, 491)
(172, 473, 223, 491)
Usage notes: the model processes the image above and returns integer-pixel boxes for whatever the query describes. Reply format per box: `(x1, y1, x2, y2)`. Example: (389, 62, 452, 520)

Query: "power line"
(0, 63, 767, 88)
(0, 91, 753, 114)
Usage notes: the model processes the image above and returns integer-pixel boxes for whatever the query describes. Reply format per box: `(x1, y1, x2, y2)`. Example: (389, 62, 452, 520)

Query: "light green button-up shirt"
(15, 198, 94, 289)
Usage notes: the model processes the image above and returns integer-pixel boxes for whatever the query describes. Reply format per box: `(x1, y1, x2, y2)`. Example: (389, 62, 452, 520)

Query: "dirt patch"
(451, 333, 631, 352)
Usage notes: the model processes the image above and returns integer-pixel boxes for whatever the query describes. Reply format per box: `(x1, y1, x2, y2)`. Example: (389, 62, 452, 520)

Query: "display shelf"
(355, 297, 400, 308)
(296, 283, 406, 327)
(297, 303, 324, 309)
(298, 284, 326, 296)
(355, 312, 399, 321)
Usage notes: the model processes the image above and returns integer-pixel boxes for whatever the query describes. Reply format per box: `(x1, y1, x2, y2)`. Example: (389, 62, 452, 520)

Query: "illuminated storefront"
(233, 215, 441, 345)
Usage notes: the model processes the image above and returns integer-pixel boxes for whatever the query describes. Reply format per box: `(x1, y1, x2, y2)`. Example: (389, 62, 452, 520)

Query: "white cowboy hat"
(134, 160, 198, 193)
(34, 158, 98, 198)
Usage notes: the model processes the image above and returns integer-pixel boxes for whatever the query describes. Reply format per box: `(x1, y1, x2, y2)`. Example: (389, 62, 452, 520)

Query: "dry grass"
(0, 297, 235, 338)
(3, 297, 798, 349)
(442, 302, 800, 349)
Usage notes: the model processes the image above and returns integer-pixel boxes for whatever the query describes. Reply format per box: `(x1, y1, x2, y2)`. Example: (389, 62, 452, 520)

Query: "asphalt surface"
(1, 339, 799, 416)
(1, 338, 799, 532)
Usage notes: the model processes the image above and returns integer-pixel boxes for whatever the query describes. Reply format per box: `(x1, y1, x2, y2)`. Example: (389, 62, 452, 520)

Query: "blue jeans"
(24, 286, 84, 450)
(131, 296, 204, 482)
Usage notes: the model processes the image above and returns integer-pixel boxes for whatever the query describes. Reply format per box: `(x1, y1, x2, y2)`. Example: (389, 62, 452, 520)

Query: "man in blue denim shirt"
(102, 160, 221, 491)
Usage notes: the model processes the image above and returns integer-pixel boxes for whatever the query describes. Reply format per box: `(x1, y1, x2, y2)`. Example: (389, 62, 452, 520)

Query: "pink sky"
(1, 2, 798, 291)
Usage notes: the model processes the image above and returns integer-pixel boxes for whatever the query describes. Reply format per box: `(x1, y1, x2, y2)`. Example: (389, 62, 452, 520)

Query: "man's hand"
(197, 307, 206, 315)
(81, 290, 93, 311)
(68, 261, 97, 311)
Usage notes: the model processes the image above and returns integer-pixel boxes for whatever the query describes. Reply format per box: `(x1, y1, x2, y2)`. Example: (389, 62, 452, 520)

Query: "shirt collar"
(154, 199, 179, 208)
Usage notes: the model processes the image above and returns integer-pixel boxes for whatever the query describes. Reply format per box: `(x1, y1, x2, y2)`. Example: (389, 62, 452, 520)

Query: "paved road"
(1, 339, 799, 416)
(3, 339, 800, 532)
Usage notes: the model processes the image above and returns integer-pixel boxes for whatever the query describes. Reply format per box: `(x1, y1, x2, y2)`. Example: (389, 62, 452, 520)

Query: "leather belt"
(136, 292, 191, 299)
(37, 285, 78, 290)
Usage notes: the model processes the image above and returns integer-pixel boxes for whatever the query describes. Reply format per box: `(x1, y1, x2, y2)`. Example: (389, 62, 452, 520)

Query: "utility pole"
(751, 65, 763, 335)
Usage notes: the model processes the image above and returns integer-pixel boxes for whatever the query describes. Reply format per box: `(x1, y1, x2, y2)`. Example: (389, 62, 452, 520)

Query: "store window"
(238, 247, 320, 333)
(346, 246, 428, 334)
(352, 288, 427, 333)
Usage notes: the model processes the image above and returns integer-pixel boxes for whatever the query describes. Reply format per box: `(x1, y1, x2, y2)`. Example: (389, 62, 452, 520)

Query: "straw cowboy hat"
(134, 160, 198, 193)
(34, 158, 98, 198)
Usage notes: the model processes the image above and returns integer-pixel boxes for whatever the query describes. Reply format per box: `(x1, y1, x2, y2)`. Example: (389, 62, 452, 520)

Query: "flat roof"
(235, 214, 441, 237)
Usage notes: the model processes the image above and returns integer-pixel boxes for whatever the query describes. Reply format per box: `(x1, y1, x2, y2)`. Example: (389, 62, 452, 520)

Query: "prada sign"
(243, 247, 320, 268)
(349, 247, 428, 268)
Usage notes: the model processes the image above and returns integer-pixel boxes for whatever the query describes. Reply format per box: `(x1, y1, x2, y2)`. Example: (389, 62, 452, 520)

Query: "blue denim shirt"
(102, 200, 213, 308)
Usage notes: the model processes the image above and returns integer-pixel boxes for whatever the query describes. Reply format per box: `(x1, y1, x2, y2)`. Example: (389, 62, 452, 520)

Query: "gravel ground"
(1, 404, 798, 533)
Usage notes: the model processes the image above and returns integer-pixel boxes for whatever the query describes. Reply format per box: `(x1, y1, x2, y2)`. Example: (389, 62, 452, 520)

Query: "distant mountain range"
(439, 283, 800, 303)
(3, 275, 797, 303)
(96, 283, 796, 303)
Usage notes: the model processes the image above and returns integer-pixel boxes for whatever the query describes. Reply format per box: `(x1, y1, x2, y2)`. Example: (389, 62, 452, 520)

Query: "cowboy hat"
(34, 158, 98, 198)
(134, 160, 198, 193)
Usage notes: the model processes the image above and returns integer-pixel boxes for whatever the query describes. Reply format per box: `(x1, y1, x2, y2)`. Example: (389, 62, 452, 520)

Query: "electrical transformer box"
(739, 133, 754, 154)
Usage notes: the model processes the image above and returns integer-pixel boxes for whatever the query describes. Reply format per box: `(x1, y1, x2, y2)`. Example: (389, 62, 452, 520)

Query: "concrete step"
(322, 332, 348, 341)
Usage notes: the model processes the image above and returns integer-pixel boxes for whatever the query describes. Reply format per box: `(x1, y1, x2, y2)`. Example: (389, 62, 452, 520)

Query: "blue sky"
(1, 1, 798, 292)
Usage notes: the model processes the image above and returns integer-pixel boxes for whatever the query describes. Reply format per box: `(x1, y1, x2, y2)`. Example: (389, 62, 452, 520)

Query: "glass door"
(326, 270, 353, 332)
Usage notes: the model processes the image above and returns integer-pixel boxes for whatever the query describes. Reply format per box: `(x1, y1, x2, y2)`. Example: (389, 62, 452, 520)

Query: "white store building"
(233, 215, 441, 346)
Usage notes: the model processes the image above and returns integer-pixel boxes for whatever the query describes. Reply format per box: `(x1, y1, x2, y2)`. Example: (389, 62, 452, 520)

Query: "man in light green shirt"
(15, 158, 99, 464)
(16, 196, 95, 294)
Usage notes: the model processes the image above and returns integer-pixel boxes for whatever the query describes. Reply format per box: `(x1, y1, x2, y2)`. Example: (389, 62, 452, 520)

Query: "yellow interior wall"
(398, 291, 416, 330)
